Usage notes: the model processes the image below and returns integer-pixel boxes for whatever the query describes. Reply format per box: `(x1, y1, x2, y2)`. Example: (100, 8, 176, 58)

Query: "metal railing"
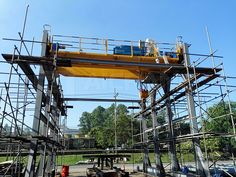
(52, 35, 177, 57)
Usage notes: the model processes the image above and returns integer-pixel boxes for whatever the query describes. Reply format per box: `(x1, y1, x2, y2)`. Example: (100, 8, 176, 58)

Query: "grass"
(131, 152, 195, 164)
(56, 152, 195, 165)
(57, 155, 84, 166)
(0, 156, 12, 162)
(0, 155, 29, 166)
(0, 152, 195, 166)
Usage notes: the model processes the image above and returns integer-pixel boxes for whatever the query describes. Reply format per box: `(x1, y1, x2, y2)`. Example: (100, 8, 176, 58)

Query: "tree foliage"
(79, 103, 193, 148)
(204, 101, 236, 151)
(79, 104, 139, 148)
(206, 102, 236, 133)
(78, 101, 236, 152)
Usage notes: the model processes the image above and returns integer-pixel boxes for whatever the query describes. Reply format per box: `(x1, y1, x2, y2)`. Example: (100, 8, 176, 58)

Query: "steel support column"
(38, 71, 54, 177)
(54, 98, 61, 173)
(141, 100, 151, 173)
(183, 43, 210, 177)
(25, 66, 46, 177)
(25, 30, 48, 177)
(162, 77, 180, 172)
(150, 91, 165, 176)
(46, 98, 59, 176)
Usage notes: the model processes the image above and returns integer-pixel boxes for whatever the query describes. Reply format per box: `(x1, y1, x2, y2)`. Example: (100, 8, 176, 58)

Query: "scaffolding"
(0, 26, 236, 177)
(0, 30, 66, 176)
(132, 43, 236, 176)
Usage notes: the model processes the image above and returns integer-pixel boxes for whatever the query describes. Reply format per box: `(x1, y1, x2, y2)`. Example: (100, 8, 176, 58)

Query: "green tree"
(3, 123, 11, 135)
(206, 102, 235, 133)
(204, 101, 236, 151)
(79, 112, 93, 134)
(116, 109, 132, 147)
(91, 106, 106, 127)
(79, 104, 140, 148)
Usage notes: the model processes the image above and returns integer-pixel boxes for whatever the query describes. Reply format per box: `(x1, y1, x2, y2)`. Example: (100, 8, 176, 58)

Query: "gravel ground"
(56, 161, 236, 177)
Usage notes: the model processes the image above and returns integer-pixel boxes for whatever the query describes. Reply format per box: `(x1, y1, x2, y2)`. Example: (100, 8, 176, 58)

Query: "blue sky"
(0, 0, 236, 128)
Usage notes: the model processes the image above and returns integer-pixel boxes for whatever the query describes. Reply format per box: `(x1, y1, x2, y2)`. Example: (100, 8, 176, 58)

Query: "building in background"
(63, 127, 95, 149)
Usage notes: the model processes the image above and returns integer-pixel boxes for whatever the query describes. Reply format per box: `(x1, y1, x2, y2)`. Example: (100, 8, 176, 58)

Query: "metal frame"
(132, 41, 236, 176)
(0, 30, 65, 177)
(0, 29, 236, 177)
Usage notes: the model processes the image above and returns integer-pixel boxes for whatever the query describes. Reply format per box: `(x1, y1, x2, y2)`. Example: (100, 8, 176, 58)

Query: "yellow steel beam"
(57, 67, 143, 79)
(55, 51, 180, 64)
(55, 51, 180, 79)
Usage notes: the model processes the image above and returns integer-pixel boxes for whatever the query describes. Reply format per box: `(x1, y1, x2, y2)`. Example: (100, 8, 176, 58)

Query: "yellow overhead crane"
(1, 34, 221, 100)
(46, 36, 184, 80)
